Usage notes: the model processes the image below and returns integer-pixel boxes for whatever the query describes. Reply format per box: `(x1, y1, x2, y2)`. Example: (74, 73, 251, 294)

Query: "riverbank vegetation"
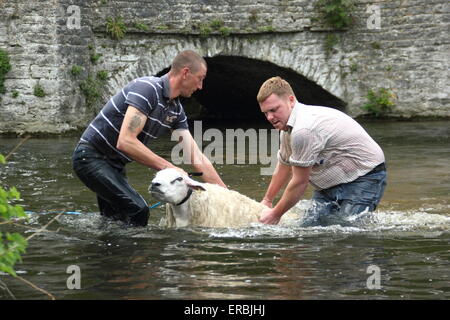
(0, 148, 28, 278)
(0, 137, 58, 299)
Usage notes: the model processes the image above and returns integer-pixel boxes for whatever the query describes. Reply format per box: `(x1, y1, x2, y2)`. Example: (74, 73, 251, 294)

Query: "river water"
(0, 121, 449, 300)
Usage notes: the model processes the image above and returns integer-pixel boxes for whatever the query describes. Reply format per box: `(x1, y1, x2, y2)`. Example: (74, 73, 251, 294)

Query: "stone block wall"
(0, 0, 448, 134)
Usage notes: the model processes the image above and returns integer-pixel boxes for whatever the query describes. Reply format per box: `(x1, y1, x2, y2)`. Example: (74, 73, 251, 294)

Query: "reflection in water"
(0, 121, 449, 299)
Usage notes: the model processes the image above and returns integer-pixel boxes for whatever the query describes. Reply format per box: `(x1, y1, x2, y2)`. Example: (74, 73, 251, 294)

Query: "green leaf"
(0, 262, 16, 276)
(0, 154, 28, 276)
(13, 205, 27, 219)
(8, 187, 20, 200)
(0, 232, 27, 276)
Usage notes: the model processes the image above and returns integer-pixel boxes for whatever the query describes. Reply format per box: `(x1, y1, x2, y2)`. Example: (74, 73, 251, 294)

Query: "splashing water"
(206, 200, 450, 239)
(47, 199, 450, 241)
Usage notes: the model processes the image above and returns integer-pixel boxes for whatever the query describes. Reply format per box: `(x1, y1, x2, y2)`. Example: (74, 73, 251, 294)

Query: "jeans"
(72, 142, 149, 227)
(301, 165, 387, 227)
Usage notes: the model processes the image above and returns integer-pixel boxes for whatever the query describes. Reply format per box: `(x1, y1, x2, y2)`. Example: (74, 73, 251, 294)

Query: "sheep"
(148, 168, 298, 228)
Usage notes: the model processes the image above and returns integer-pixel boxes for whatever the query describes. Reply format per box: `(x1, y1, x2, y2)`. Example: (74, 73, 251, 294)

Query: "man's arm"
(117, 106, 179, 171)
(261, 161, 292, 208)
(175, 129, 227, 188)
(259, 165, 311, 225)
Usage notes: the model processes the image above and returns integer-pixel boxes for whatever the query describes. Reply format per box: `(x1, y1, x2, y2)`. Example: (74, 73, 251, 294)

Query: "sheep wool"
(161, 183, 298, 228)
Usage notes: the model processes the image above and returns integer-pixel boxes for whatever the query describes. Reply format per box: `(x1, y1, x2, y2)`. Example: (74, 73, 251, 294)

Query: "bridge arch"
(103, 36, 346, 122)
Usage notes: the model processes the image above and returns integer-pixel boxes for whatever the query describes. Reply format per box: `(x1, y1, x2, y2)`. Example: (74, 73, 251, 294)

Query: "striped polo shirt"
(278, 102, 385, 190)
(80, 73, 188, 168)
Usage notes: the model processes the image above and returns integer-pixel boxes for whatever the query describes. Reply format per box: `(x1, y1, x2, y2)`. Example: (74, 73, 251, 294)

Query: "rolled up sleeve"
(289, 128, 325, 167)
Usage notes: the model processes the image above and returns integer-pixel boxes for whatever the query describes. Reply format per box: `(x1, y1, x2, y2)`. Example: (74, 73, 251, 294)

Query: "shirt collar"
(160, 73, 171, 99)
(286, 101, 302, 132)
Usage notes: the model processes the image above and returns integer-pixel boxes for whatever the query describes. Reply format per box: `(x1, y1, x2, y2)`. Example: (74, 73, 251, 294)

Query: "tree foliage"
(0, 155, 28, 276)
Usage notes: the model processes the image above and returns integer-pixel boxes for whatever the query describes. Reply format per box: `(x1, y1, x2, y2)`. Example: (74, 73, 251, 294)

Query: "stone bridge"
(0, 0, 449, 134)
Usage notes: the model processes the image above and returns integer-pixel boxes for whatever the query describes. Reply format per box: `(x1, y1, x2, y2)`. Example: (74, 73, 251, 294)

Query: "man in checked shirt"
(257, 77, 387, 226)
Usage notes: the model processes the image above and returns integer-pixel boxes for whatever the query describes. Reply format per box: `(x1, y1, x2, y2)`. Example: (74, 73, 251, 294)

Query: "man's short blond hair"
(257, 76, 295, 103)
(171, 50, 207, 74)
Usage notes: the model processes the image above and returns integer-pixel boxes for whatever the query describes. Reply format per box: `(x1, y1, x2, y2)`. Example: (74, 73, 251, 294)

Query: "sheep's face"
(149, 169, 191, 204)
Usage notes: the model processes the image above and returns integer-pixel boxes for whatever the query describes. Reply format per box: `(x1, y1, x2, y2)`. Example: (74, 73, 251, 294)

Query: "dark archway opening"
(157, 55, 346, 126)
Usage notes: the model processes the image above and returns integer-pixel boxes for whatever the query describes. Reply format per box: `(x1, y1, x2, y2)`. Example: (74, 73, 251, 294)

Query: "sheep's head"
(149, 168, 205, 205)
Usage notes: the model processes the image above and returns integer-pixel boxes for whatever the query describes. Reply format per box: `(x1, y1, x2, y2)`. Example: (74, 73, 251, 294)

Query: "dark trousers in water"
(72, 142, 149, 227)
(302, 163, 387, 227)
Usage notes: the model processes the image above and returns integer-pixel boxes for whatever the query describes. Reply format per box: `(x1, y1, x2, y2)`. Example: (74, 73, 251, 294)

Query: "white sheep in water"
(149, 168, 299, 228)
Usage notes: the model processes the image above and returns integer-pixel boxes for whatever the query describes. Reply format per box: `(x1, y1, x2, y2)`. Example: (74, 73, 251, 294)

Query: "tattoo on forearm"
(129, 114, 142, 132)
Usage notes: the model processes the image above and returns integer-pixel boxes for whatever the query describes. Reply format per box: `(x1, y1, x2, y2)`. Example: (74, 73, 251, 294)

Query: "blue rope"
(149, 202, 162, 209)
(25, 210, 81, 215)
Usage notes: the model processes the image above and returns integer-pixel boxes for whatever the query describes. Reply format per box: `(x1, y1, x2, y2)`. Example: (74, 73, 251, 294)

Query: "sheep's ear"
(184, 176, 206, 191)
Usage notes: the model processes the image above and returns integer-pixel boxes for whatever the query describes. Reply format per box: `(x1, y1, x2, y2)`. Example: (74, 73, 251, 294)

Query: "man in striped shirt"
(72, 50, 226, 227)
(257, 77, 387, 226)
